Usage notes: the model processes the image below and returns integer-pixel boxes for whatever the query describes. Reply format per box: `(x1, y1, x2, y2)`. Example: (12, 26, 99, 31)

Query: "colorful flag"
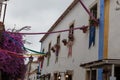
(89, 26, 96, 48)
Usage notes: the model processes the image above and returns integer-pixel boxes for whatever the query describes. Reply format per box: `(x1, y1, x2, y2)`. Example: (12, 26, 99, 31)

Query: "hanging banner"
(24, 53, 45, 57)
(89, 26, 96, 48)
(3, 32, 45, 55)
(5, 26, 86, 35)
(24, 47, 45, 54)
(47, 43, 51, 66)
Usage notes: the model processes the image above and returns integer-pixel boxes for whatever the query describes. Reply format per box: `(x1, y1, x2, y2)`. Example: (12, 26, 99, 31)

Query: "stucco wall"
(108, 0, 120, 59)
(28, 62, 38, 80)
(41, 0, 99, 80)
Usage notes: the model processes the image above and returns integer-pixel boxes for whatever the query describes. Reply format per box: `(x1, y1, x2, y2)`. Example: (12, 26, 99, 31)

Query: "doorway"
(115, 67, 120, 80)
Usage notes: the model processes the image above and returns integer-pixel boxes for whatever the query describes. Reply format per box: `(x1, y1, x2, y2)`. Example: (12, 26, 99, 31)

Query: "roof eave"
(80, 59, 120, 69)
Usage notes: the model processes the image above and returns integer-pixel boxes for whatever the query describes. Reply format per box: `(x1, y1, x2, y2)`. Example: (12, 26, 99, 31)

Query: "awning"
(80, 59, 120, 69)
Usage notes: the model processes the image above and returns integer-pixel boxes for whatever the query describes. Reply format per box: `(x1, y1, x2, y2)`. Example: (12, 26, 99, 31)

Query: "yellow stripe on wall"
(104, 0, 110, 59)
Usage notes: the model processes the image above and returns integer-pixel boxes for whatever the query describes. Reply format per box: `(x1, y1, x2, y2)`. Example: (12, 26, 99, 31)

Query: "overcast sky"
(4, 0, 73, 52)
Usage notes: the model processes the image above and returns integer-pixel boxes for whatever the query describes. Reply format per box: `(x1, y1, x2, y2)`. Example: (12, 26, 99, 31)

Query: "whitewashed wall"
(41, 0, 99, 80)
(29, 62, 38, 80)
(108, 0, 120, 59)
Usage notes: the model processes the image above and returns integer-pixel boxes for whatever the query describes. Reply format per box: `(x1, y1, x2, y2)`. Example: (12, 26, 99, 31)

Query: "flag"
(89, 26, 96, 48)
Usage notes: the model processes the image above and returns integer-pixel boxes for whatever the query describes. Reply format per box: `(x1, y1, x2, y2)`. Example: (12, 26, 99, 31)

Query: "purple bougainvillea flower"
(0, 31, 27, 80)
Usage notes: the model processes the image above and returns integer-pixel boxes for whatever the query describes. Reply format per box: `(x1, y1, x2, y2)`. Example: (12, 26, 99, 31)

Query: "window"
(48, 42, 51, 52)
(89, 4, 97, 48)
(68, 23, 74, 41)
(90, 4, 97, 19)
(115, 67, 120, 80)
(57, 35, 60, 44)
(65, 74, 72, 80)
(65, 70, 73, 80)
(54, 73, 58, 80)
(86, 70, 97, 80)
(55, 35, 60, 63)
(42, 49, 45, 52)
(47, 42, 51, 66)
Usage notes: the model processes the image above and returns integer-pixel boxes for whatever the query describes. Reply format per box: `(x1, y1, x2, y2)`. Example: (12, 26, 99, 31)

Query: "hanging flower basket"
(51, 46, 55, 52)
(80, 26, 88, 33)
(55, 44, 60, 50)
(38, 56, 44, 61)
(62, 39, 68, 46)
(89, 19, 99, 26)
(67, 41, 73, 48)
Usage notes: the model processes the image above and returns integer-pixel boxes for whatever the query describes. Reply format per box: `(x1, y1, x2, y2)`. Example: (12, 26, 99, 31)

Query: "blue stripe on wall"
(99, 0, 104, 60)
(98, 69, 103, 80)
(98, 0, 104, 80)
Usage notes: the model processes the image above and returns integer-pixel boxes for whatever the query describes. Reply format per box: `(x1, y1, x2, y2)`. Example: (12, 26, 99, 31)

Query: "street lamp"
(57, 71, 69, 80)
(58, 72, 61, 80)
(65, 72, 69, 78)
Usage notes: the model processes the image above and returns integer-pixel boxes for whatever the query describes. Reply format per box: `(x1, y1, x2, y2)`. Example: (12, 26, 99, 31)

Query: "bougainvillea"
(0, 31, 26, 80)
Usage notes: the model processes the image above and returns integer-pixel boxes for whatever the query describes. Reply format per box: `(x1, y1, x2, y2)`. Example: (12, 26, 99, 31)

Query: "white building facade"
(40, 0, 120, 80)
(25, 60, 39, 80)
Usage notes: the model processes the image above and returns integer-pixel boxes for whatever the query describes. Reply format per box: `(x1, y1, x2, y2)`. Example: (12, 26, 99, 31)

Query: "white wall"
(41, 0, 99, 80)
(108, 0, 120, 59)
(29, 62, 38, 80)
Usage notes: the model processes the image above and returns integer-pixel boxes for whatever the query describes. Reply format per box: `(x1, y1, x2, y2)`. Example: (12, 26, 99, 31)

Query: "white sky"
(4, 0, 73, 52)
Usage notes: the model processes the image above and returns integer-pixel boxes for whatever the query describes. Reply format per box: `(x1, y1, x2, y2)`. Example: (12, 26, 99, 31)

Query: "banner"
(89, 26, 96, 48)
